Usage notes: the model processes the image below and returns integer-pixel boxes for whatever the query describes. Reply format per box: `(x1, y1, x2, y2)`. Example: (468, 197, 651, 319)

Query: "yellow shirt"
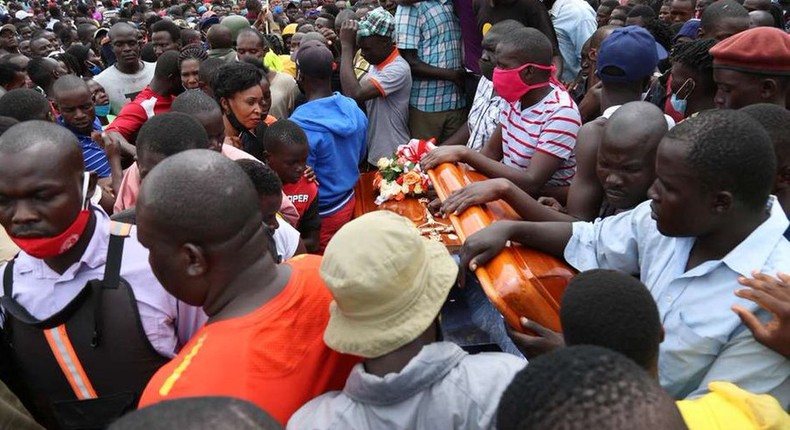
(278, 55, 297, 78)
(677, 382, 790, 430)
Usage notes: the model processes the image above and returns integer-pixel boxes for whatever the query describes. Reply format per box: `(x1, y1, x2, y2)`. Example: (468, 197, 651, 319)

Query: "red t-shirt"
(138, 255, 360, 425)
(283, 176, 319, 219)
(106, 86, 175, 142)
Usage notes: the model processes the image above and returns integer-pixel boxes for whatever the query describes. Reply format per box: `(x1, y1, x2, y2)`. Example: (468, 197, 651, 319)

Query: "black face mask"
(225, 107, 254, 137)
(479, 58, 495, 81)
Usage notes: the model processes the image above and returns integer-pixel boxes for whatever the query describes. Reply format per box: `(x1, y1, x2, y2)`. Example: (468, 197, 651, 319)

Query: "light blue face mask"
(273, 5, 284, 14)
(94, 103, 111, 117)
(670, 78, 695, 116)
(669, 93, 687, 115)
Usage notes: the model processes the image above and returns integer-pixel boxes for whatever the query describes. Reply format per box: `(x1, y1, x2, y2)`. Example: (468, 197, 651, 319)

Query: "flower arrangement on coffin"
(372, 138, 437, 205)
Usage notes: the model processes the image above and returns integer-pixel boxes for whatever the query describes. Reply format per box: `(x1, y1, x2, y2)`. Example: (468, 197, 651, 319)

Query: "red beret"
(710, 27, 790, 76)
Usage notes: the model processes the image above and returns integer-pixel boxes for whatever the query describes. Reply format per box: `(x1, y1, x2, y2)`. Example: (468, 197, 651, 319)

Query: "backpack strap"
(91, 221, 132, 348)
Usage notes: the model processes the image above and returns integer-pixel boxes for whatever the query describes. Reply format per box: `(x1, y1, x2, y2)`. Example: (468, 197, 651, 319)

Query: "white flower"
(376, 157, 391, 170)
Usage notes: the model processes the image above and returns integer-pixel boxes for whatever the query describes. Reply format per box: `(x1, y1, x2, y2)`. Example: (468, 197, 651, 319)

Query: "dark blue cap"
(597, 26, 667, 83)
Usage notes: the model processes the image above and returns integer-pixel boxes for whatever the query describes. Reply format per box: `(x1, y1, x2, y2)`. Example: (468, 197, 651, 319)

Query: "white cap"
(14, 10, 30, 20)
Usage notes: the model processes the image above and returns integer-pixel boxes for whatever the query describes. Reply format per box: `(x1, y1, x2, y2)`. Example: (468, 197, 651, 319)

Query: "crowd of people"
(0, 0, 787, 427)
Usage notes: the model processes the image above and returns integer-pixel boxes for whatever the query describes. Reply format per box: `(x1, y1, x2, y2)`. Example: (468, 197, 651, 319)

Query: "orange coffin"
(428, 163, 576, 333)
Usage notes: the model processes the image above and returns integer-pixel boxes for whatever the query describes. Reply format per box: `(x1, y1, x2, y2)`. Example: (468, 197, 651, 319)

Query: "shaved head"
(591, 25, 618, 49)
(207, 24, 232, 50)
(301, 31, 327, 45)
(0, 120, 84, 171)
(498, 27, 553, 65)
(171, 90, 222, 116)
(52, 74, 90, 100)
(740, 103, 790, 164)
(749, 9, 774, 26)
(108, 22, 137, 40)
(603, 102, 668, 151)
(137, 149, 261, 245)
(0, 88, 51, 121)
(485, 19, 525, 46)
(0, 121, 89, 240)
(598, 102, 668, 210)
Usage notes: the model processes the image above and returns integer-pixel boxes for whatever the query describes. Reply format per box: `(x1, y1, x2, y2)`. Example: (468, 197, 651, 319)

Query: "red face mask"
(9, 172, 92, 259)
(11, 210, 91, 258)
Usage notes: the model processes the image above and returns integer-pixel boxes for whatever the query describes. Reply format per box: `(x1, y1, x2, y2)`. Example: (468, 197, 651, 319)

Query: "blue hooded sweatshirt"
(290, 93, 368, 215)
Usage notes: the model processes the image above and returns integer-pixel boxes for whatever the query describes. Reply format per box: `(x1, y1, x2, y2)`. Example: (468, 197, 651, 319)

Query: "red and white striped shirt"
(500, 86, 581, 187)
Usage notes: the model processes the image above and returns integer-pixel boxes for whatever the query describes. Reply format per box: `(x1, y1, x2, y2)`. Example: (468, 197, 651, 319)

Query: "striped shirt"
(500, 86, 581, 186)
(395, 0, 466, 112)
(466, 77, 505, 152)
(57, 117, 111, 179)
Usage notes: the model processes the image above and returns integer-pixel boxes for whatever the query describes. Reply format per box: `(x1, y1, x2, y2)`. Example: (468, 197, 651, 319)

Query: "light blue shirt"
(564, 197, 790, 407)
(550, 0, 597, 83)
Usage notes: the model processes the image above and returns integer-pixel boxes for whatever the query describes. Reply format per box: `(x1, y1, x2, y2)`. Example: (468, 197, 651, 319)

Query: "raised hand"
(733, 271, 790, 358)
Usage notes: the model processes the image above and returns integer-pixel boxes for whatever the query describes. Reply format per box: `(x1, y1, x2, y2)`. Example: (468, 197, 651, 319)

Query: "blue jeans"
(451, 255, 524, 357)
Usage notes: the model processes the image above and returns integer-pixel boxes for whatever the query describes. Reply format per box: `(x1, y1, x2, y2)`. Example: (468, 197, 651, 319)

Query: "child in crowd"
(263, 119, 321, 253)
(236, 159, 306, 262)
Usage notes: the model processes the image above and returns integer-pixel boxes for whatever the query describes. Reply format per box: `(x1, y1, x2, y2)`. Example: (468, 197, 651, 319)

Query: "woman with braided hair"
(178, 42, 208, 91)
(666, 38, 717, 119)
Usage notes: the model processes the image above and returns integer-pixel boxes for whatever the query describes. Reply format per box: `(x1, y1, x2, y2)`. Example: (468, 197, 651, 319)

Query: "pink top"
(113, 145, 300, 226)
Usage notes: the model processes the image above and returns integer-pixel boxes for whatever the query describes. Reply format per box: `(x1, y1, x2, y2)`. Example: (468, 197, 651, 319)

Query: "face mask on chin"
(10, 172, 92, 259)
(669, 78, 695, 116)
(94, 103, 111, 117)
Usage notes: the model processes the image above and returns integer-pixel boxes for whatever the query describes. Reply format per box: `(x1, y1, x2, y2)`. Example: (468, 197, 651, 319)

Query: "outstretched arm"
(458, 220, 573, 273)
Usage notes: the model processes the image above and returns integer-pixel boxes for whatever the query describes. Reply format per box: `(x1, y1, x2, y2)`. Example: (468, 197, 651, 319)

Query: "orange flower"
(402, 171, 422, 186)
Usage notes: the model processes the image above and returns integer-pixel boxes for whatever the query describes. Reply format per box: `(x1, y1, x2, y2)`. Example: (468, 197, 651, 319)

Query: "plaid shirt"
(395, 0, 466, 112)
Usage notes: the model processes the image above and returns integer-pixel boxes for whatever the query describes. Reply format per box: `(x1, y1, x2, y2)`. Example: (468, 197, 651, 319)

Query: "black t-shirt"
(473, 0, 560, 54)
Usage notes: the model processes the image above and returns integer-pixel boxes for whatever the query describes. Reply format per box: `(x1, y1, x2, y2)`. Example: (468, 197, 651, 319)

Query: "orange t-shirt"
(138, 254, 361, 424)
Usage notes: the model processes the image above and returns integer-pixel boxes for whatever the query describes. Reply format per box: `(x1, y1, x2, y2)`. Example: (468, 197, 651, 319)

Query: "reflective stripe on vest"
(43, 324, 98, 400)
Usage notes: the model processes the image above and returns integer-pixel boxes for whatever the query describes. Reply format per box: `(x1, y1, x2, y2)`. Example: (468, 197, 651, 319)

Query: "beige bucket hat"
(321, 211, 458, 358)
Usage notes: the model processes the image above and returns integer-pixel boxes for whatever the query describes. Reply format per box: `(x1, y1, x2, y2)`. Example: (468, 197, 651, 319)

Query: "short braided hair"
(179, 43, 208, 64)
(671, 38, 716, 87)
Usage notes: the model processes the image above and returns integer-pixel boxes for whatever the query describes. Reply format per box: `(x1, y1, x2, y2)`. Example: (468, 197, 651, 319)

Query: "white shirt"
(94, 62, 156, 116)
(273, 215, 301, 262)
